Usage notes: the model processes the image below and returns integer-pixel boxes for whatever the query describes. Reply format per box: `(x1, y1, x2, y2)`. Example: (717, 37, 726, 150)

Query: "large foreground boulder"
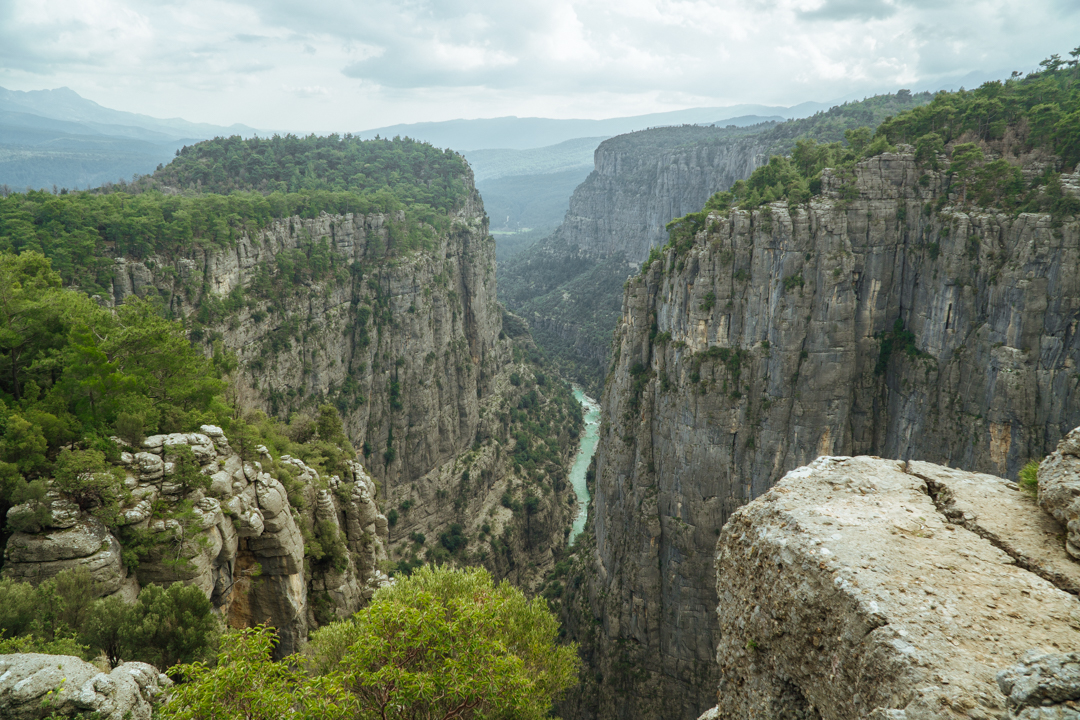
(0, 653, 170, 720)
(708, 455, 1080, 720)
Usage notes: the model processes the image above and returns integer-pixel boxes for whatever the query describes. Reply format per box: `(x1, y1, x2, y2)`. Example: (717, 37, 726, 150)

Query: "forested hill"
(596, 90, 932, 159)
(0, 135, 473, 293)
(151, 134, 470, 205)
(664, 49, 1080, 228)
(0, 133, 479, 555)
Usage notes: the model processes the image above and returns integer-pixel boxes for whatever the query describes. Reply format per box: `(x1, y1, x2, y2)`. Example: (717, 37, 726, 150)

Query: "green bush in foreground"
(163, 565, 580, 720)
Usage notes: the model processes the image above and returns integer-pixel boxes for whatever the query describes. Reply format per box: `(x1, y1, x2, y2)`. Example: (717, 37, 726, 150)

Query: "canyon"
(498, 91, 931, 391)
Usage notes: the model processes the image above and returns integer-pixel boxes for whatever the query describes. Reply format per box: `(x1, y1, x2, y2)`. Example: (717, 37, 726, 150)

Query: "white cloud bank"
(0, 0, 1075, 131)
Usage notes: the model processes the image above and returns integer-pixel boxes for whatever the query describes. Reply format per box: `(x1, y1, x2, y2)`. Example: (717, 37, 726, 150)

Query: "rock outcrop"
(707, 455, 1080, 720)
(3, 427, 388, 656)
(559, 130, 770, 264)
(0, 653, 170, 720)
(1038, 427, 1080, 558)
(498, 92, 933, 391)
(562, 147, 1080, 720)
(997, 651, 1080, 719)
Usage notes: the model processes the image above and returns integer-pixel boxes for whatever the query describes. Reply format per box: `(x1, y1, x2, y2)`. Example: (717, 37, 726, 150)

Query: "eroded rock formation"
(3, 426, 388, 656)
(706, 453, 1080, 720)
(0, 653, 170, 720)
(106, 178, 504, 500)
(94, 174, 576, 587)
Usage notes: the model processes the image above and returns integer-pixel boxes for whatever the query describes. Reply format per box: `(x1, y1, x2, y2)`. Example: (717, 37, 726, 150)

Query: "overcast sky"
(0, 0, 1076, 132)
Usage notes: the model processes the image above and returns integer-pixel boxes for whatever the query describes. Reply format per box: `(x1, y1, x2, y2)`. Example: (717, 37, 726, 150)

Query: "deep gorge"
(4, 63, 1080, 720)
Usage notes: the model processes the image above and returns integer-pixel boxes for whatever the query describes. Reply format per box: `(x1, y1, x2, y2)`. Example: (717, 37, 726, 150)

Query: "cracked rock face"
(106, 184, 507, 508)
(0, 653, 170, 720)
(709, 455, 1080, 720)
(997, 651, 1080, 719)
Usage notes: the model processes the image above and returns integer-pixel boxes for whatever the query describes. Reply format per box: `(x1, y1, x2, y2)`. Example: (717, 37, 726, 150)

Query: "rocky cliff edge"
(708, 437, 1080, 719)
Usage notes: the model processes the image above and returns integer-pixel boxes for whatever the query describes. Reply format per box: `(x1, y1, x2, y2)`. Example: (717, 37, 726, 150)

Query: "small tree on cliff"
(310, 564, 580, 720)
(161, 565, 580, 720)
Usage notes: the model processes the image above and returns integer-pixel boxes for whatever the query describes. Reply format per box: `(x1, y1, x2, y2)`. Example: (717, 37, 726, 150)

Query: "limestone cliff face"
(108, 183, 503, 497)
(100, 177, 574, 588)
(498, 130, 771, 391)
(563, 149, 1080, 720)
(560, 135, 769, 263)
(708, 454, 1080, 720)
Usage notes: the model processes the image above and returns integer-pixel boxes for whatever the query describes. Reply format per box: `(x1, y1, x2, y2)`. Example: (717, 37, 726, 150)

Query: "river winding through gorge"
(569, 386, 601, 545)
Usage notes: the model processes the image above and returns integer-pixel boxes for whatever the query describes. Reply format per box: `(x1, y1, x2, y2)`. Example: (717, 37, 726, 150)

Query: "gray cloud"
(798, 0, 898, 21)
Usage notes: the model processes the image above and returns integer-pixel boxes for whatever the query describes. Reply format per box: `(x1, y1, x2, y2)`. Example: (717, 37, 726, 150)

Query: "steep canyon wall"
(100, 178, 574, 590)
(562, 149, 1080, 720)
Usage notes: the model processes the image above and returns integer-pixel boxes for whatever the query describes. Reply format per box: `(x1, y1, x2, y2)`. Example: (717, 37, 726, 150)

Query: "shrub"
(52, 448, 125, 515)
(1019, 460, 1040, 497)
(161, 625, 342, 720)
(83, 594, 131, 667)
(120, 582, 219, 670)
(307, 565, 580, 720)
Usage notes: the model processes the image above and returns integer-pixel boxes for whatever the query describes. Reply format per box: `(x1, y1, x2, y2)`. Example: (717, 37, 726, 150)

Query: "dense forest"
(0, 135, 471, 291)
(0, 134, 482, 567)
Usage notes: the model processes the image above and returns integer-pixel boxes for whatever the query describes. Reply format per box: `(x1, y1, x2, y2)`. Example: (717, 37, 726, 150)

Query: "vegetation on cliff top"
(0, 135, 472, 292)
(499, 89, 932, 392)
(154, 134, 468, 206)
(0, 250, 359, 572)
(657, 46, 1080, 262)
(1, 569, 218, 669)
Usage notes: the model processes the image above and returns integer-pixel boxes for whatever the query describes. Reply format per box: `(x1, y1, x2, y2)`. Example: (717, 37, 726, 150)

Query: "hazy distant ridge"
(357, 105, 827, 151)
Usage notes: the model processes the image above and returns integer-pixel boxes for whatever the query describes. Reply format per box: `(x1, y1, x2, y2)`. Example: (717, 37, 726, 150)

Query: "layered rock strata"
(707, 454, 1080, 720)
(383, 321, 581, 592)
(3, 427, 388, 656)
(96, 175, 576, 584)
(558, 132, 770, 263)
(563, 149, 1080, 720)
(1037, 427, 1080, 558)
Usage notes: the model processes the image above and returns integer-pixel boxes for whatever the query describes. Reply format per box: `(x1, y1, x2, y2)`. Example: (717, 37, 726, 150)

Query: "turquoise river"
(569, 386, 601, 545)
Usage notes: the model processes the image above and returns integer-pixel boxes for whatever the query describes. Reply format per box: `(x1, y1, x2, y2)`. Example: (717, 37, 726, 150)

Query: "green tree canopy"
(163, 565, 580, 720)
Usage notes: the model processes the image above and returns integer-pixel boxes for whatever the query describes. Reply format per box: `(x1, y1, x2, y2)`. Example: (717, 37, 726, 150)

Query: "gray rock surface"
(0, 653, 170, 720)
(709, 456, 1080, 720)
(562, 147, 1080, 720)
(98, 173, 574, 592)
(1039, 428, 1080, 558)
(998, 652, 1080, 719)
(3, 518, 128, 596)
(107, 188, 506, 505)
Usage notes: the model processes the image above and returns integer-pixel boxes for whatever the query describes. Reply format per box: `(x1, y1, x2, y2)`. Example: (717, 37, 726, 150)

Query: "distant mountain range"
(356, 106, 821, 152)
(0, 64, 1011, 198)
(0, 86, 259, 142)
(458, 115, 786, 232)
(0, 86, 262, 191)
